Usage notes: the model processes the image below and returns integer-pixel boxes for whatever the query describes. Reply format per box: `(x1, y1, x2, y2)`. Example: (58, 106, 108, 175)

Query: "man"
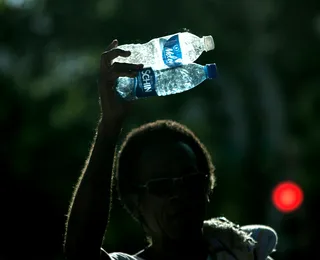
(64, 39, 277, 260)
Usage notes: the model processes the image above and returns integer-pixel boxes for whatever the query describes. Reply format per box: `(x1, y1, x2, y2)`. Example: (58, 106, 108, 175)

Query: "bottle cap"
(203, 36, 215, 51)
(205, 63, 217, 79)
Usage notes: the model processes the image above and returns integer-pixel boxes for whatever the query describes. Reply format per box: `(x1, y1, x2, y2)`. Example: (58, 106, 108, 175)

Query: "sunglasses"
(135, 172, 209, 197)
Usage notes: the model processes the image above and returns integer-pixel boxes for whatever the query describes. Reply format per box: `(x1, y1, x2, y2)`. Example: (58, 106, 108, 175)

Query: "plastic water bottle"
(116, 63, 217, 100)
(113, 32, 215, 69)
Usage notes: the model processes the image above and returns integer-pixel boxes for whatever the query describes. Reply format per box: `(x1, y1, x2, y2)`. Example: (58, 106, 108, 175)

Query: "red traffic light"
(272, 181, 304, 213)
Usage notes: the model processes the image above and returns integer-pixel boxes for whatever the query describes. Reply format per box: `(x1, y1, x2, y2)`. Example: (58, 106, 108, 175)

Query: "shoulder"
(204, 217, 278, 260)
(101, 248, 144, 260)
(109, 252, 144, 260)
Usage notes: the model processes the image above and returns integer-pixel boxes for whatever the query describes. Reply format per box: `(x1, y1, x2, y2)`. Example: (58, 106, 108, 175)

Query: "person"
(63, 39, 278, 260)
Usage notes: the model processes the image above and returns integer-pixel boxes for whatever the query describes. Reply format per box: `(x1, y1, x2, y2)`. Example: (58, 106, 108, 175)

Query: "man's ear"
(130, 194, 140, 219)
(127, 194, 145, 223)
(130, 195, 149, 229)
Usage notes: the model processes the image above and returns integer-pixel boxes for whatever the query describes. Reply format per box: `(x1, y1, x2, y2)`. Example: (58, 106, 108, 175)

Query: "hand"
(98, 39, 143, 130)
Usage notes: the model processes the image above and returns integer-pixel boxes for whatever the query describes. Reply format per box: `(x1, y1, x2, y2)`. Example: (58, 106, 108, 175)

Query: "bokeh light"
(272, 181, 304, 213)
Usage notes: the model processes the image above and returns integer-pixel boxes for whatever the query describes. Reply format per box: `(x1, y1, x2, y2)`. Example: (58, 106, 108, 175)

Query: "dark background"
(1, 0, 319, 259)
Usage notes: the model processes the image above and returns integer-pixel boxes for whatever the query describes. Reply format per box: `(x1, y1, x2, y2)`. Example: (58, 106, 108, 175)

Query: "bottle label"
(135, 67, 158, 98)
(160, 35, 182, 67)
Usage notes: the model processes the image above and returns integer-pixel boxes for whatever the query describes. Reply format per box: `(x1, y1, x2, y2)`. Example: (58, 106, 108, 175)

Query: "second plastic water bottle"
(116, 63, 217, 100)
(113, 32, 215, 69)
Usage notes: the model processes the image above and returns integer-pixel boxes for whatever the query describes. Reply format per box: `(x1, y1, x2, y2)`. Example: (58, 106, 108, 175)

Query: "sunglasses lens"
(146, 174, 208, 197)
(148, 179, 175, 197)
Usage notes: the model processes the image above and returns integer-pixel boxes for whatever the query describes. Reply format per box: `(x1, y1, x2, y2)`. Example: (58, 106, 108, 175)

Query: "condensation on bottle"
(116, 63, 217, 101)
(113, 32, 215, 69)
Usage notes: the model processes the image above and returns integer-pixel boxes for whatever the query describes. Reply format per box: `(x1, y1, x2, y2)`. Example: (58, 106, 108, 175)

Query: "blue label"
(160, 35, 182, 67)
(135, 67, 158, 98)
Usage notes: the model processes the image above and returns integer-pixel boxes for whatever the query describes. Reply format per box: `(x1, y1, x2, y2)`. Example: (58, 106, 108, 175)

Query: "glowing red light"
(272, 181, 303, 213)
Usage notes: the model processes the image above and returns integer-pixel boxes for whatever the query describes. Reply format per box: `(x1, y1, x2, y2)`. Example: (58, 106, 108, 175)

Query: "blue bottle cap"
(205, 63, 217, 79)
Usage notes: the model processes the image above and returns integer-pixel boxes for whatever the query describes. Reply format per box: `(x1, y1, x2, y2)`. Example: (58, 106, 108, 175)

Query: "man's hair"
(113, 120, 216, 221)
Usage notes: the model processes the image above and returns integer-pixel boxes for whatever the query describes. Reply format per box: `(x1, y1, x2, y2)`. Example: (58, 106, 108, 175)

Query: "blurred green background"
(1, 0, 319, 259)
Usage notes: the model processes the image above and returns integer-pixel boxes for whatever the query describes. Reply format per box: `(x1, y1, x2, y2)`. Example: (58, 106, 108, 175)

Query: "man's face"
(134, 140, 208, 240)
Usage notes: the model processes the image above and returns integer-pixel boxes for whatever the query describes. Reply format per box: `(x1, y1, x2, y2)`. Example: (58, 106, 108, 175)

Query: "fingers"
(101, 48, 131, 69)
(106, 39, 118, 51)
(104, 48, 131, 62)
(112, 62, 143, 71)
(100, 41, 144, 84)
(102, 40, 132, 69)
(110, 62, 144, 78)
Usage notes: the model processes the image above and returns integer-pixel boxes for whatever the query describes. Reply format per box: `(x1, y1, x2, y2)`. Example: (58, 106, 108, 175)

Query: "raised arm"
(63, 39, 143, 260)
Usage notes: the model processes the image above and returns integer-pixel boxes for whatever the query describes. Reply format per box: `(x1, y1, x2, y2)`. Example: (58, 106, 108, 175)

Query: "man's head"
(114, 120, 216, 243)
